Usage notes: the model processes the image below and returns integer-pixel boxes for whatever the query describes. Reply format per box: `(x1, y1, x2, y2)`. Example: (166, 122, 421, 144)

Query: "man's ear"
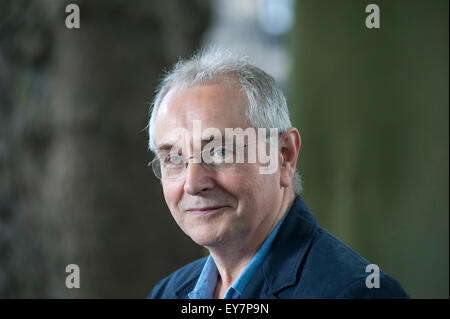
(279, 128, 301, 188)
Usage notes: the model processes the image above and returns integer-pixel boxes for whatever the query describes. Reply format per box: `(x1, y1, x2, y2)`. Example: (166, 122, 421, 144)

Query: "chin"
(189, 235, 218, 247)
(188, 231, 226, 248)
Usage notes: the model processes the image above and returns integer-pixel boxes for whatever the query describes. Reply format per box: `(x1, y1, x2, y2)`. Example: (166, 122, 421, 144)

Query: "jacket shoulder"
(335, 272, 410, 298)
(291, 227, 409, 298)
(147, 257, 207, 299)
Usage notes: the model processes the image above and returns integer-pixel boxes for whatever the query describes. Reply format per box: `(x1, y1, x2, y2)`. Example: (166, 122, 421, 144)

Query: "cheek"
(162, 181, 183, 212)
(216, 165, 269, 200)
(233, 167, 280, 204)
(260, 171, 280, 189)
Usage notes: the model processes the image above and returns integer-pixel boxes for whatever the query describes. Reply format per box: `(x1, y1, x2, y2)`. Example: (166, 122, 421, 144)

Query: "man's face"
(152, 81, 283, 247)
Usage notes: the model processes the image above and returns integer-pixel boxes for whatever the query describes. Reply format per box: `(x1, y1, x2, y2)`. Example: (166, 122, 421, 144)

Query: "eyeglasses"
(148, 143, 256, 180)
(148, 138, 283, 180)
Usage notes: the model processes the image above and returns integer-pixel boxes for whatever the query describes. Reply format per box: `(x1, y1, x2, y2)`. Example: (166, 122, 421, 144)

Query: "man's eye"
(213, 148, 233, 158)
(165, 155, 183, 165)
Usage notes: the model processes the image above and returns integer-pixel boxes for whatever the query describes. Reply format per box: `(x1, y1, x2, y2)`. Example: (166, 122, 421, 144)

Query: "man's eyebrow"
(155, 144, 174, 152)
(201, 134, 224, 142)
(155, 133, 226, 152)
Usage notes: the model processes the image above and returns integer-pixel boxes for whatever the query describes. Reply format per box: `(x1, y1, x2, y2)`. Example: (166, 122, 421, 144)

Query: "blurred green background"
(290, 0, 448, 298)
(0, 0, 448, 298)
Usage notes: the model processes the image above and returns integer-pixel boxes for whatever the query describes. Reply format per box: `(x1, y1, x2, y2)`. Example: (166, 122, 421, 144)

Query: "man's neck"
(207, 188, 296, 297)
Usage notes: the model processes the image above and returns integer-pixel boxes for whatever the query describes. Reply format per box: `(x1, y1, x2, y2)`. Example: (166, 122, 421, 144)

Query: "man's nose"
(183, 162, 215, 195)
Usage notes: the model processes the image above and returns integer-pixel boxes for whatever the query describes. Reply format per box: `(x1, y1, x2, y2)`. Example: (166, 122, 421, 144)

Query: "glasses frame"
(148, 132, 283, 181)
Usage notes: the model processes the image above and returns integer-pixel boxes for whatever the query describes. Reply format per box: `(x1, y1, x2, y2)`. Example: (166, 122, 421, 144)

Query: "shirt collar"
(187, 255, 218, 299)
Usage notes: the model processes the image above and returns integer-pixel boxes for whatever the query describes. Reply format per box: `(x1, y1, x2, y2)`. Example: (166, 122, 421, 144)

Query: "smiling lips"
(185, 206, 228, 215)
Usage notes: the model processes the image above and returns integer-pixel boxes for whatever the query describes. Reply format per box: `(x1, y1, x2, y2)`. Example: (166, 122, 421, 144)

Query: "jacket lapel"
(241, 195, 318, 298)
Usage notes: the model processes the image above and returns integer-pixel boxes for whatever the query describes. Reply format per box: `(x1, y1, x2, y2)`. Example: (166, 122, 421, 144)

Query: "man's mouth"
(185, 206, 228, 216)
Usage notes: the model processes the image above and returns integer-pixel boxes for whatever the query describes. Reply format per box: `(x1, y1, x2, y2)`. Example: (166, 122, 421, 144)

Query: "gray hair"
(148, 47, 302, 194)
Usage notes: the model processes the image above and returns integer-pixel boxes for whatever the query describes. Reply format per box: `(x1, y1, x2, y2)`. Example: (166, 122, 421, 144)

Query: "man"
(147, 48, 409, 299)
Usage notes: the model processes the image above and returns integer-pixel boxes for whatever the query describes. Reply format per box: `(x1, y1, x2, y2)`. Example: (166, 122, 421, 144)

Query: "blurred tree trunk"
(1, 0, 210, 298)
(290, 0, 448, 298)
